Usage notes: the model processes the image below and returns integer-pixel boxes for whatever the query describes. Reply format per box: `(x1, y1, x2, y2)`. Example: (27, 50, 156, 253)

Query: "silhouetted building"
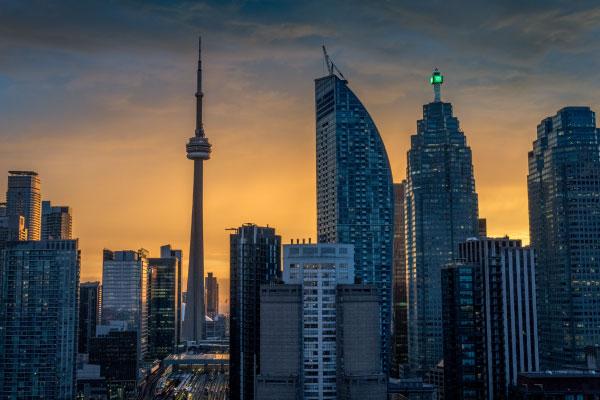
(147, 254, 181, 360)
(6, 171, 41, 240)
(79, 281, 102, 354)
(528, 107, 600, 369)
(442, 238, 539, 399)
(205, 314, 227, 340)
(315, 59, 394, 373)
(478, 218, 487, 237)
(0, 239, 80, 398)
(392, 181, 408, 378)
(101, 249, 149, 362)
(230, 223, 281, 400)
(405, 69, 479, 374)
(0, 215, 27, 250)
(206, 272, 219, 318)
(89, 322, 138, 399)
(41, 200, 72, 240)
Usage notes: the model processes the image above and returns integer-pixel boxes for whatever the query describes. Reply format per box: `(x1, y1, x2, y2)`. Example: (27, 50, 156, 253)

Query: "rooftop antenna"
(322, 45, 348, 83)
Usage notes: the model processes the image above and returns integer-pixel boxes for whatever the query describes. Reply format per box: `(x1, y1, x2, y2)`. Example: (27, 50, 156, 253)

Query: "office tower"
(0, 203, 5, 217)
(183, 36, 212, 343)
(230, 223, 281, 400)
(528, 107, 600, 369)
(315, 52, 394, 372)
(160, 244, 182, 348)
(392, 181, 408, 378)
(41, 200, 72, 240)
(101, 249, 149, 361)
(0, 239, 80, 398)
(478, 218, 487, 237)
(205, 272, 219, 318)
(6, 171, 41, 240)
(405, 69, 479, 374)
(337, 285, 388, 399)
(205, 314, 228, 339)
(442, 238, 539, 400)
(147, 254, 181, 360)
(79, 281, 102, 354)
(89, 322, 138, 398)
(257, 243, 386, 400)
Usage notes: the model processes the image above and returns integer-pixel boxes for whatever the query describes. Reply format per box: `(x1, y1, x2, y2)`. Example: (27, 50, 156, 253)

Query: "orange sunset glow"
(2, 2, 599, 314)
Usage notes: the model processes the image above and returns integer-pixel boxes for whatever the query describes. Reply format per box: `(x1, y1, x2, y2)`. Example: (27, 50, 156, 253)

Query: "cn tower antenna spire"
(196, 36, 204, 137)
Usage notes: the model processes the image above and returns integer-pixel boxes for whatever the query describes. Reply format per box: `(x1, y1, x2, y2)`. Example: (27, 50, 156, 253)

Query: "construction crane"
(322, 45, 348, 83)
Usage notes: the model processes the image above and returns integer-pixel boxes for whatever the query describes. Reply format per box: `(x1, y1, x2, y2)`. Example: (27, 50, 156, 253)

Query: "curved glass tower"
(405, 69, 479, 374)
(315, 73, 394, 373)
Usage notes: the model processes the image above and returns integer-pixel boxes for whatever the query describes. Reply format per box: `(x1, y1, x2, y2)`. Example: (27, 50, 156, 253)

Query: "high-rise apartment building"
(315, 59, 394, 372)
(442, 238, 539, 399)
(79, 281, 102, 354)
(6, 171, 41, 240)
(230, 223, 281, 400)
(147, 254, 181, 360)
(101, 249, 149, 361)
(257, 243, 386, 400)
(41, 200, 72, 240)
(528, 107, 600, 369)
(0, 215, 27, 249)
(405, 69, 479, 374)
(205, 272, 219, 318)
(392, 181, 408, 378)
(0, 239, 80, 398)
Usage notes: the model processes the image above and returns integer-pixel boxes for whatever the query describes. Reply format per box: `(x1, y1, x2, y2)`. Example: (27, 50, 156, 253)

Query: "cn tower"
(183, 36, 211, 342)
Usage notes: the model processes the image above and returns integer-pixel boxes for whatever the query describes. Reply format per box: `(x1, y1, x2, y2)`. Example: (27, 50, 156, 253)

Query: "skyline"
(2, 1, 600, 312)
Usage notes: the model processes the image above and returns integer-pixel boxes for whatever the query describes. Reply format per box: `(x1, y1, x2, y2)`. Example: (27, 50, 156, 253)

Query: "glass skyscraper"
(392, 181, 408, 378)
(405, 69, 479, 374)
(0, 239, 80, 398)
(101, 249, 149, 362)
(6, 171, 41, 240)
(79, 281, 102, 354)
(528, 107, 600, 369)
(41, 201, 72, 240)
(315, 72, 394, 372)
(229, 223, 281, 400)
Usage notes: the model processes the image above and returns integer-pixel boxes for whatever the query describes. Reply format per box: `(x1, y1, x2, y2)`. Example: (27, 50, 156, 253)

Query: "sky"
(1, 0, 600, 311)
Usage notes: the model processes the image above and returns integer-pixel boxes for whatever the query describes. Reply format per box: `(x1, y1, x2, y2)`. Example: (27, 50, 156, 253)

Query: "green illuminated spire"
(430, 68, 443, 102)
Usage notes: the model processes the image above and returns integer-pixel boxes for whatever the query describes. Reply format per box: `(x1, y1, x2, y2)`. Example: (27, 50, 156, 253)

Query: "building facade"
(315, 70, 394, 372)
(528, 107, 600, 369)
(229, 223, 281, 400)
(41, 201, 72, 240)
(205, 272, 219, 318)
(405, 69, 479, 374)
(147, 255, 181, 360)
(101, 249, 149, 361)
(6, 171, 41, 240)
(79, 281, 102, 354)
(0, 239, 80, 398)
(442, 238, 539, 400)
(392, 181, 408, 378)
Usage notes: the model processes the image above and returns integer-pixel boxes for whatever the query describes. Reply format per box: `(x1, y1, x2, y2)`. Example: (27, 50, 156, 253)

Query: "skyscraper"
(101, 249, 149, 361)
(183, 36, 211, 343)
(147, 255, 181, 360)
(205, 272, 219, 318)
(442, 238, 539, 399)
(41, 200, 72, 240)
(405, 69, 479, 374)
(528, 107, 600, 369)
(79, 281, 102, 354)
(6, 171, 41, 240)
(315, 54, 394, 372)
(0, 239, 80, 398)
(230, 223, 281, 400)
(392, 181, 408, 378)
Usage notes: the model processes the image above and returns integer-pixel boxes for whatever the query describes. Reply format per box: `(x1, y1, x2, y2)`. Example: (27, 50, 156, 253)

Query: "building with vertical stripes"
(442, 237, 539, 400)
